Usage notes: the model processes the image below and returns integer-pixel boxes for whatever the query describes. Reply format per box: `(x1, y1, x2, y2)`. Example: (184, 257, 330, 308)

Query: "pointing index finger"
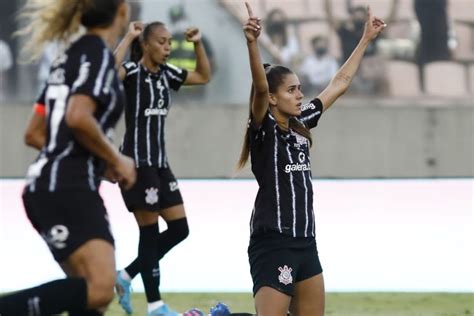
(245, 1, 254, 18)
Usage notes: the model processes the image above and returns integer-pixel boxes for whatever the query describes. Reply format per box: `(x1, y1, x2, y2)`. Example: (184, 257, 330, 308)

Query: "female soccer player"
(238, 2, 385, 315)
(0, 0, 135, 315)
(113, 21, 211, 315)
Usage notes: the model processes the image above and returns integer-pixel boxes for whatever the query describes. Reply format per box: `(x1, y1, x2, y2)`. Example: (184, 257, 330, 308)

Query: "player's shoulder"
(122, 61, 138, 71)
(162, 63, 185, 75)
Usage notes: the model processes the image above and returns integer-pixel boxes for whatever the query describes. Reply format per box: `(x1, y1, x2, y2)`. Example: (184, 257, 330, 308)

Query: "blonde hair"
(16, 0, 87, 62)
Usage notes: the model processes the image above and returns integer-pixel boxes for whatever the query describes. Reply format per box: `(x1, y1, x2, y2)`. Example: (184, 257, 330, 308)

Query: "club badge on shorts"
(278, 265, 293, 285)
(145, 187, 159, 205)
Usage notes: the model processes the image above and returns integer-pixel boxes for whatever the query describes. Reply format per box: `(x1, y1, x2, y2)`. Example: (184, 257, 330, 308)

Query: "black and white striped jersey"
(120, 61, 188, 168)
(249, 98, 323, 238)
(25, 35, 125, 192)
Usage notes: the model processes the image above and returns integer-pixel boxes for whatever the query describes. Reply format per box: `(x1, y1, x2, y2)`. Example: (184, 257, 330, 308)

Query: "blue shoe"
(183, 308, 205, 316)
(210, 302, 231, 316)
(148, 304, 180, 316)
(115, 271, 133, 314)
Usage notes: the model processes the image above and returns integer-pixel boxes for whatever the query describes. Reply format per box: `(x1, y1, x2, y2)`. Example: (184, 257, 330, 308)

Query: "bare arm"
(318, 7, 386, 112)
(114, 22, 144, 80)
(66, 95, 136, 188)
(244, 2, 269, 127)
(183, 28, 212, 85)
(324, 0, 340, 30)
(24, 111, 46, 150)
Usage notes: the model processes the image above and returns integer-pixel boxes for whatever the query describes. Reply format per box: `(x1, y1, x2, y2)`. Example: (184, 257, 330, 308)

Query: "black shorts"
(248, 231, 323, 297)
(22, 189, 115, 263)
(120, 167, 183, 212)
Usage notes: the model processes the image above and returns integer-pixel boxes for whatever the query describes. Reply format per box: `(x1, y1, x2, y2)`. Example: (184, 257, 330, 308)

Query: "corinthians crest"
(278, 265, 293, 285)
(145, 187, 159, 205)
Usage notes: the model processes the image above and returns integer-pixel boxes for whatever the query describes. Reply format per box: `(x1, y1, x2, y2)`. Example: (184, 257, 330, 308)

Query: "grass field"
(105, 292, 474, 315)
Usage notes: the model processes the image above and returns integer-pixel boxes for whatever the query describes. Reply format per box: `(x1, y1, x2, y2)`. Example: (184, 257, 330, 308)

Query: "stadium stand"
(424, 61, 468, 97)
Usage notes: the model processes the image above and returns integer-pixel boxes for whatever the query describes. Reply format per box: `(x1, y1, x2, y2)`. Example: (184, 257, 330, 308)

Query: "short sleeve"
(299, 98, 323, 129)
(163, 63, 188, 91)
(70, 46, 115, 107)
(122, 61, 139, 77)
(248, 112, 276, 149)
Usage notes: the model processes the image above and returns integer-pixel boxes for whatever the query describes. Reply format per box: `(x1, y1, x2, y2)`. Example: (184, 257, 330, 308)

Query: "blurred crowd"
(1, 0, 473, 102)
(258, 0, 470, 96)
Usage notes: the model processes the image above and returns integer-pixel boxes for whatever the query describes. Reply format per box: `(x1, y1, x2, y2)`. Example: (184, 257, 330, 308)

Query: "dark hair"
(169, 5, 186, 24)
(81, 0, 124, 28)
(349, 5, 367, 15)
(311, 36, 326, 47)
(237, 64, 313, 169)
(130, 21, 166, 63)
(265, 9, 288, 46)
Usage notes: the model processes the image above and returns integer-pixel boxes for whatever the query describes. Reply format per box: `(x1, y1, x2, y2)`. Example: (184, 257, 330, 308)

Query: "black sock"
(124, 257, 140, 280)
(132, 218, 189, 303)
(156, 217, 189, 259)
(138, 224, 161, 302)
(0, 278, 87, 316)
(124, 221, 160, 279)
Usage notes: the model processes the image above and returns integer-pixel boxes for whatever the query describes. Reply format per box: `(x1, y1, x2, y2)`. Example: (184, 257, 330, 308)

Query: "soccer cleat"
(115, 271, 133, 314)
(183, 308, 205, 316)
(147, 303, 180, 316)
(210, 302, 231, 316)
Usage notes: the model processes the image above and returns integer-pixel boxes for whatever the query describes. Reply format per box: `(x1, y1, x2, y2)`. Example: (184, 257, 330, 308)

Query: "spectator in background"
(298, 35, 338, 93)
(263, 9, 300, 68)
(324, 0, 399, 94)
(168, 4, 214, 102)
(0, 39, 13, 101)
(414, 0, 451, 66)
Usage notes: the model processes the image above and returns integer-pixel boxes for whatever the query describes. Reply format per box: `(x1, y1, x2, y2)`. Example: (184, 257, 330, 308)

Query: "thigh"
(289, 273, 325, 316)
(60, 239, 116, 309)
(60, 240, 115, 280)
(248, 235, 298, 297)
(255, 286, 291, 316)
(121, 167, 161, 212)
(157, 168, 184, 212)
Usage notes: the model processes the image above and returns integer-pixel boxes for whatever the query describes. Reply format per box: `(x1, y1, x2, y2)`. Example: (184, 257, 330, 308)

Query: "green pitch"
(105, 292, 474, 315)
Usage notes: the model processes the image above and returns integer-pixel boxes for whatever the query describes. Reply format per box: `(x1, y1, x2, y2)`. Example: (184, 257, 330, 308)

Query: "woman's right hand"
(127, 21, 144, 39)
(243, 2, 262, 43)
(110, 154, 136, 190)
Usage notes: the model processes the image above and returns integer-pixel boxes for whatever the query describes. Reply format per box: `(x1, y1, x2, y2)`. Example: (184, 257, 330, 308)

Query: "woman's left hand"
(363, 6, 387, 42)
(185, 27, 202, 43)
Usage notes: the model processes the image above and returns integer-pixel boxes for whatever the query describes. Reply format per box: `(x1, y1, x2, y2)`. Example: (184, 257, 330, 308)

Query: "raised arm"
(114, 22, 143, 80)
(324, 0, 341, 30)
(244, 2, 269, 127)
(318, 7, 386, 112)
(183, 27, 211, 85)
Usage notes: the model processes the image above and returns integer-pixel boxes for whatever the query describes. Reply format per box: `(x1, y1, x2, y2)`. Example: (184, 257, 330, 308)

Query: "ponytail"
(16, 0, 125, 62)
(237, 85, 255, 170)
(16, 0, 85, 61)
(130, 37, 143, 63)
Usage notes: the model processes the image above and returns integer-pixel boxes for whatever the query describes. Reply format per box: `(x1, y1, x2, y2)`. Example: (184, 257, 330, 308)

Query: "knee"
(86, 272, 115, 309)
